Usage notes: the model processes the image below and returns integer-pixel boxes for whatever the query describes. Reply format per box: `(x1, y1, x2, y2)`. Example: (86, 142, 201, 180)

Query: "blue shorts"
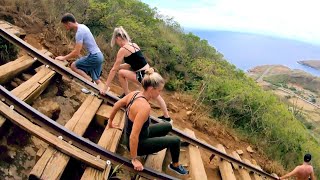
(75, 52, 104, 81)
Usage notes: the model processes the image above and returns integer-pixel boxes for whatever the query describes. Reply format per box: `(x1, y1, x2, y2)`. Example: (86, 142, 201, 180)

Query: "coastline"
(297, 60, 320, 70)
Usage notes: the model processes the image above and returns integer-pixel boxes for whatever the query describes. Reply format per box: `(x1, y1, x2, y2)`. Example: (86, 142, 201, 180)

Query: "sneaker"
(118, 93, 126, 99)
(168, 163, 189, 175)
(158, 116, 172, 123)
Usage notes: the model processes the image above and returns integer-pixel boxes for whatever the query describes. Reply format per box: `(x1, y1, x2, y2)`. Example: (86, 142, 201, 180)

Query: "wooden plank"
(0, 49, 51, 84)
(81, 105, 125, 180)
(183, 128, 207, 180)
(0, 55, 35, 84)
(0, 51, 55, 127)
(231, 151, 252, 180)
(30, 95, 103, 180)
(95, 104, 110, 127)
(243, 159, 262, 180)
(251, 159, 264, 180)
(216, 144, 236, 180)
(0, 115, 5, 127)
(11, 66, 54, 104)
(0, 101, 105, 171)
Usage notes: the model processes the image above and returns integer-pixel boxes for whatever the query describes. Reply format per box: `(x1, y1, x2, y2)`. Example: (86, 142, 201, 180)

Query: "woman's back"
(124, 92, 151, 139)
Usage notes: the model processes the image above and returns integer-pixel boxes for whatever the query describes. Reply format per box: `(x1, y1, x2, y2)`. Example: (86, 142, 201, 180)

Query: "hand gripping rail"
(0, 27, 277, 179)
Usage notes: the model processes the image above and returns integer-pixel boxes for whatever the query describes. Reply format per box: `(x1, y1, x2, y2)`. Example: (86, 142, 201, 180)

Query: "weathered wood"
(30, 95, 103, 180)
(0, 115, 5, 127)
(0, 51, 55, 128)
(11, 66, 55, 104)
(0, 49, 52, 84)
(231, 151, 251, 180)
(0, 101, 105, 173)
(0, 21, 26, 37)
(251, 159, 264, 180)
(35, 147, 46, 161)
(95, 104, 110, 127)
(0, 55, 35, 84)
(81, 105, 125, 180)
(183, 128, 207, 180)
(243, 158, 262, 180)
(216, 144, 237, 180)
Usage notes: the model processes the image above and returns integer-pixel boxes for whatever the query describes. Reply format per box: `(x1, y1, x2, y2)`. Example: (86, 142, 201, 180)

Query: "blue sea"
(189, 30, 320, 76)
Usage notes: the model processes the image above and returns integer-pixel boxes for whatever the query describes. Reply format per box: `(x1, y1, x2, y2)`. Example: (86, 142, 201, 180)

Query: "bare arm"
(105, 48, 125, 88)
(129, 102, 150, 159)
(107, 95, 128, 128)
(310, 168, 315, 180)
(280, 167, 298, 179)
(55, 43, 82, 61)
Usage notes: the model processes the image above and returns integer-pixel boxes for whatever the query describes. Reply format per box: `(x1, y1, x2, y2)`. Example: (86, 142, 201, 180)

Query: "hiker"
(107, 68, 188, 175)
(55, 13, 104, 86)
(99, 26, 171, 122)
(279, 153, 315, 180)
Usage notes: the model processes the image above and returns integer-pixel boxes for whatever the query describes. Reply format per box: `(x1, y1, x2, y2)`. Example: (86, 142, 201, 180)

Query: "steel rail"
(0, 86, 177, 180)
(0, 27, 277, 179)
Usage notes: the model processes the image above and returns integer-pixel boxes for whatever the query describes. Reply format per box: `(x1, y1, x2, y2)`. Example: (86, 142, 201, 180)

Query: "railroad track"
(0, 21, 279, 180)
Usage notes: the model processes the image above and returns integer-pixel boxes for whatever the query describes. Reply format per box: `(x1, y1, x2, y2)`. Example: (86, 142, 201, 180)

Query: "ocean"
(189, 30, 320, 76)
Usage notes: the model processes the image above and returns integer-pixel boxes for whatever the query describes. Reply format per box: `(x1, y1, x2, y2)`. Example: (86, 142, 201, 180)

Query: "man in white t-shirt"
(55, 13, 104, 86)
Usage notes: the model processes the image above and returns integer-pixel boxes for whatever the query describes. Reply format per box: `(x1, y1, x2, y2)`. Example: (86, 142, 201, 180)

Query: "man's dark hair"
(61, 13, 76, 23)
(304, 153, 312, 162)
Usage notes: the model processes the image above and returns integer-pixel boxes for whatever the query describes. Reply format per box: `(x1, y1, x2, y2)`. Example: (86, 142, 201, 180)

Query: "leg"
(138, 136, 180, 163)
(148, 122, 172, 138)
(71, 61, 92, 81)
(155, 95, 170, 118)
(118, 69, 140, 94)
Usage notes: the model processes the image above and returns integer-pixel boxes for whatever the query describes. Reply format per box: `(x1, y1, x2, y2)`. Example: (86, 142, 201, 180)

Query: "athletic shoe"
(158, 116, 172, 123)
(168, 163, 189, 175)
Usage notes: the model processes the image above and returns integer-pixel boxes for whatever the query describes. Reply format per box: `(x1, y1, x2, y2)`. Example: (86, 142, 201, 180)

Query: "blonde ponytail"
(141, 68, 164, 90)
(111, 26, 131, 47)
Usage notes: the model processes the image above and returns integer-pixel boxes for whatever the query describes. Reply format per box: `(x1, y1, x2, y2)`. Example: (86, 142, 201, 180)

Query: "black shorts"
(136, 70, 145, 83)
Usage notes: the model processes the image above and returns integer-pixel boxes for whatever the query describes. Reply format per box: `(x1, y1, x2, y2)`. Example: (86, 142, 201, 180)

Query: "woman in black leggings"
(107, 68, 188, 175)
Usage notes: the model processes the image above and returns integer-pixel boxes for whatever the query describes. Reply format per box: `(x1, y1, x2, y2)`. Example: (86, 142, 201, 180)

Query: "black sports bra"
(123, 44, 148, 71)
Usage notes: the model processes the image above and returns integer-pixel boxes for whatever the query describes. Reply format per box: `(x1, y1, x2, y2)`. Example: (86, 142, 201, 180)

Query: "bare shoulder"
(132, 43, 140, 49)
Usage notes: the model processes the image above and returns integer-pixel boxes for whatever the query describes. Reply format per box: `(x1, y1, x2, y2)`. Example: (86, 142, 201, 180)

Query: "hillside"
(1, 0, 319, 178)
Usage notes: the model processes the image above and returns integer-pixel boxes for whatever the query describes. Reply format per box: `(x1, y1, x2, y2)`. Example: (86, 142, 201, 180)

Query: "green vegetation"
(0, 37, 18, 65)
(265, 72, 320, 94)
(2, 0, 319, 176)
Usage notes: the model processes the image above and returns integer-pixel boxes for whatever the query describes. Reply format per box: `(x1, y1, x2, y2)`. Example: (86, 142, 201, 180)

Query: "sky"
(141, 0, 320, 45)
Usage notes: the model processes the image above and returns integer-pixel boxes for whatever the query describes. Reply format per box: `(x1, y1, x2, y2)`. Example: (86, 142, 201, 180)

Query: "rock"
(167, 102, 179, 113)
(247, 146, 254, 153)
(10, 81, 19, 88)
(186, 111, 193, 116)
(233, 136, 239, 142)
(185, 107, 189, 110)
(34, 98, 61, 120)
(236, 150, 244, 155)
(21, 73, 33, 81)
(13, 77, 24, 85)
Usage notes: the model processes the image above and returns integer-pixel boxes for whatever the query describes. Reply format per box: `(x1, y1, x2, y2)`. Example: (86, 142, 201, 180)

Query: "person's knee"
(71, 62, 77, 71)
(118, 69, 126, 78)
(163, 122, 172, 131)
(172, 136, 180, 145)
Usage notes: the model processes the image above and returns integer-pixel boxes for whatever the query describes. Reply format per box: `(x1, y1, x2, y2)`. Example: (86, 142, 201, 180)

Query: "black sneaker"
(168, 163, 189, 175)
(158, 116, 172, 123)
(118, 93, 125, 99)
